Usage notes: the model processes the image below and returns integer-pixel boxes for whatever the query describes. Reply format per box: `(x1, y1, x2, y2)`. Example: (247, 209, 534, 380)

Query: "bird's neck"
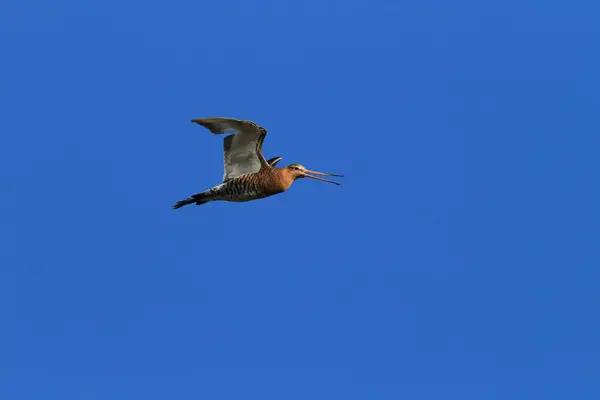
(271, 167, 296, 192)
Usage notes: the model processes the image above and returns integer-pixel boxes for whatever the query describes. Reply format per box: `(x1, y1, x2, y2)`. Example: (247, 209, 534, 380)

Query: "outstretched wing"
(191, 117, 270, 182)
(267, 156, 283, 167)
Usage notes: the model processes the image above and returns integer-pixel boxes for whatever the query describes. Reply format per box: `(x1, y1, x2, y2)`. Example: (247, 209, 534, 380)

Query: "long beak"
(303, 169, 344, 185)
(306, 170, 344, 178)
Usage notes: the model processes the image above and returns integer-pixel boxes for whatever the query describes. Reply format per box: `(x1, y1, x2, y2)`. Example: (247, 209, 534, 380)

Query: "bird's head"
(284, 164, 343, 185)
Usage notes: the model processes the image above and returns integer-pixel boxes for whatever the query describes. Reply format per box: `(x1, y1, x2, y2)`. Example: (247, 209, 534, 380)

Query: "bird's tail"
(172, 191, 212, 210)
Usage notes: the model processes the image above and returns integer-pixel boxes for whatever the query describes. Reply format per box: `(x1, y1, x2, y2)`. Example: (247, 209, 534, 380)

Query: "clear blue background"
(2, 1, 599, 399)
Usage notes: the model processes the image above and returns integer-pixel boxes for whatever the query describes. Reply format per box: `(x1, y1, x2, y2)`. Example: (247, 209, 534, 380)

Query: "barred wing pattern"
(191, 117, 270, 182)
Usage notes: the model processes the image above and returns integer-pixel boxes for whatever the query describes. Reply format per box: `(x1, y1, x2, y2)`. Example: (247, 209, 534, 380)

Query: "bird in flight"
(173, 117, 343, 209)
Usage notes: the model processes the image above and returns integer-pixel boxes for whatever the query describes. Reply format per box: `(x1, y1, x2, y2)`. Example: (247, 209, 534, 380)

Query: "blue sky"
(2, 1, 599, 399)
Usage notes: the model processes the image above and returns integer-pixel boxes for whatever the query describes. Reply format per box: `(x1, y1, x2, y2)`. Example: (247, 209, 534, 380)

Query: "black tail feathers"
(172, 198, 194, 210)
(172, 193, 210, 210)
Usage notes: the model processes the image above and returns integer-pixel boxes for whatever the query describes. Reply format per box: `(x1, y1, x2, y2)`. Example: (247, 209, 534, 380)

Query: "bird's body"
(173, 167, 293, 208)
(173, 117, 342, 209)
(219, 167, 296, 201)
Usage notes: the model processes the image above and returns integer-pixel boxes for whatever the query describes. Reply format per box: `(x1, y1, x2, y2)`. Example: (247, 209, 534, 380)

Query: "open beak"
(303, 169, 344, 185)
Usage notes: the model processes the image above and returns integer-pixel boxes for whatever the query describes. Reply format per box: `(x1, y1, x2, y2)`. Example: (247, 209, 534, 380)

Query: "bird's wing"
(191, 117, 270, 182)
(267, 156, 283, 167)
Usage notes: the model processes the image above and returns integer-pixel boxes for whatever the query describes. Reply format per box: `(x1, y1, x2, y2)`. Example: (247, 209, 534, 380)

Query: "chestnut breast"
(261, 168, 295, 195)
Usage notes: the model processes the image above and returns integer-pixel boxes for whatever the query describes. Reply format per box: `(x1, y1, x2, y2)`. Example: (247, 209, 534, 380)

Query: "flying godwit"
(172, 117, 343, 209)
